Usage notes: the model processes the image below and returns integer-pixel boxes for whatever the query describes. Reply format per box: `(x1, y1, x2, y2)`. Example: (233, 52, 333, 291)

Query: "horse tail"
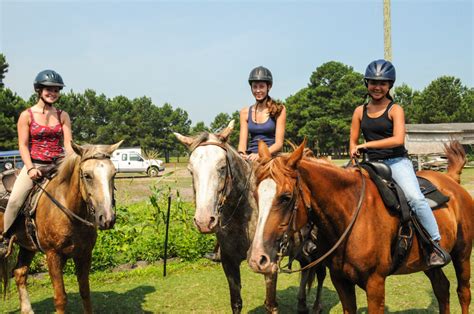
(0, 255, 10, 298)
(444, 140, 466, 184)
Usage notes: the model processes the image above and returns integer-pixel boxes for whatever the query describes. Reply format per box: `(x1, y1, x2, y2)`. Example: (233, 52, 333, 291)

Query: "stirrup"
(427, 241, 451, 267)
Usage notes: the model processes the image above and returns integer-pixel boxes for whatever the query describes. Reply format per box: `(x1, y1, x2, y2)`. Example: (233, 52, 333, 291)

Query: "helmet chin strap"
(39, 96, 53, 114)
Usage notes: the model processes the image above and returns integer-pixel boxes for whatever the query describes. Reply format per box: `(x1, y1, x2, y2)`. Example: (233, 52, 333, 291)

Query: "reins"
(278, 158, 366, 274)
(33, 153, 113, 228)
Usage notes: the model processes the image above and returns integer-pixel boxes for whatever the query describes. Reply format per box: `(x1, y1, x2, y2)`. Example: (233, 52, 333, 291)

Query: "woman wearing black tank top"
(349, 59, 448, 267)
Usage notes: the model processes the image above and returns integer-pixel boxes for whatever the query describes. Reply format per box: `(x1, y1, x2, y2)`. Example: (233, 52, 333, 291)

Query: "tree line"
(0, 54, 472, 159)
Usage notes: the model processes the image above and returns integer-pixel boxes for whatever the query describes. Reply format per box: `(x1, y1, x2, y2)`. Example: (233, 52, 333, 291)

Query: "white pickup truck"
(111, 148, 165, 177)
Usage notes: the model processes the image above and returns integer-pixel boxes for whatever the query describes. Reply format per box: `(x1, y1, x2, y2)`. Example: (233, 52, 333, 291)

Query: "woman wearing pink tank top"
(0, 70, 73, 255)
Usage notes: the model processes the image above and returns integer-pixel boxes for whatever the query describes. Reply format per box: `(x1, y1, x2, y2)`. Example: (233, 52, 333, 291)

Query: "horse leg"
(365, 274, 386, 314)
(330, 272, 356, 314)
(220, 255, 243, 313)
(452, 255, 471, 314)
(46, 251, 68, 314)
(424, 268, 451, 313)
(311, 266, 326, 314)
(297, 269, 310, 313)
(13, 248, 35, 314)
(264, 272, 278, 313)
(74, 253, 93, 314)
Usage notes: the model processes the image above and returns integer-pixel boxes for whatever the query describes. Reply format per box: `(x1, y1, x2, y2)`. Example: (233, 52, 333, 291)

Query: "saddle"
(359, 161, 451, 272)
(1, 165, 59, 251)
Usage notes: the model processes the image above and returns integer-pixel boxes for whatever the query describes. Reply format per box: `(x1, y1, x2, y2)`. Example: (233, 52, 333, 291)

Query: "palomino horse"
(249, 140, 473, 313)
(0, 141, 122, 314)
(175, 121, 326, 313)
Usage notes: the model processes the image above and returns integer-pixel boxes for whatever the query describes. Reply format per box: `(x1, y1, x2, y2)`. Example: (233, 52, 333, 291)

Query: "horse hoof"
(297, 306, 309, 314)
(264, 304, 279, 314)
(311, 304, 323, 314)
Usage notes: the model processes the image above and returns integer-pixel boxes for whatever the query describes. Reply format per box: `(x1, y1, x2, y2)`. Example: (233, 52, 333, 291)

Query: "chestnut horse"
(0, 141, 122, 314)
(175, 121, 326, 313)
(249, 140, 473, 313)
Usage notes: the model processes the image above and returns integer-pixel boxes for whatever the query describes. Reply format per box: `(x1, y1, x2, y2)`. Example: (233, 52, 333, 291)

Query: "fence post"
(163, 189, 171, 277)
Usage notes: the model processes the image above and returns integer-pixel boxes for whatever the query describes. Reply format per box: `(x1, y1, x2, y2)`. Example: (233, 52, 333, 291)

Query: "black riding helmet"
(364, 59, 396, 87)
(34, 70, 65, 91)
(248, 66, 273, 86)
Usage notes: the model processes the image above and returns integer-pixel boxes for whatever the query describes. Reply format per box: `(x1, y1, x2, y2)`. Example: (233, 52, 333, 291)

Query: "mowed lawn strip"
(1, 258, 472, 313)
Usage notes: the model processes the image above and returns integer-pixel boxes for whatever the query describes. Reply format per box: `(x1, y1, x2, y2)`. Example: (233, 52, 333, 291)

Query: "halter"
(193, 141, 251, 229)
(276, 158, 366, 273)
(35, 152, 114, 228)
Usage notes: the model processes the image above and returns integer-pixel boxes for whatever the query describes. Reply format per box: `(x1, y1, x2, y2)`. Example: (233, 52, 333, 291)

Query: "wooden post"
(384, 0, 392, 61)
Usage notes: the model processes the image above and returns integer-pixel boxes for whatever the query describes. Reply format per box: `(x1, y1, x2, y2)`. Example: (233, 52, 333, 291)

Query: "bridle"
(275, 159, 366, 273)
(193, 141, 252, 229)
(34, 152, 114, 228)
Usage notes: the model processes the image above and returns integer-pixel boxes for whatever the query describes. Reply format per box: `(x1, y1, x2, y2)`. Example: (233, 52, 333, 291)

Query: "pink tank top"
(28, 108, 64, 162)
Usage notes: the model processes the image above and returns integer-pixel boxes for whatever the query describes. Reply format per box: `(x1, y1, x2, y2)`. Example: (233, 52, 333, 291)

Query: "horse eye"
(83, 173, 93, 181)
(279, 193, 292, 204)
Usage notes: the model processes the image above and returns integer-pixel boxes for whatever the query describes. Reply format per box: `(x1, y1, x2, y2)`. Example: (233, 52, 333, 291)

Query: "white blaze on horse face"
(254, 178, 277, 250)
(95, 161, 114, 220)
(190, 145, 226, 227)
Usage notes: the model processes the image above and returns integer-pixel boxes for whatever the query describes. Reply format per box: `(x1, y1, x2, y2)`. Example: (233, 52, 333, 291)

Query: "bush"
(28, 184, 214, 274)
(89, 184, 214, 272)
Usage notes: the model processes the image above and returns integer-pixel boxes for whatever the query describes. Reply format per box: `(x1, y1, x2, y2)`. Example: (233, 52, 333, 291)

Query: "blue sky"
(1, 0, 472, 125)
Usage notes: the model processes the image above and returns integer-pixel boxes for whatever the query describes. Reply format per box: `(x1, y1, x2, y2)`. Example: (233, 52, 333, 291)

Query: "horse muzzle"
(248, 247, 278, 274)
(193, 211, 219, 234)
(97, 210, 116, 230)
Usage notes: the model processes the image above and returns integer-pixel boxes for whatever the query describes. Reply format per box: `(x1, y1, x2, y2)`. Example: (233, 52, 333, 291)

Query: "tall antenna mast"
(384, 0, 392, 61)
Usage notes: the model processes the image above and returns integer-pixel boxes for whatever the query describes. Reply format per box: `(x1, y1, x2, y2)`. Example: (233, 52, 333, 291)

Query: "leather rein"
(33, 153, 113, 228)
(277, 158, 366, 274)
(194, 142, 252, 229)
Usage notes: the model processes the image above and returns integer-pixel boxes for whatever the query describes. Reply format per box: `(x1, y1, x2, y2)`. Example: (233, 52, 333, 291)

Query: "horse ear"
(108, 140, 124, 155)
(218, 120, 234, 142)
(258, 140, 271, 158)
(71, 141, 83, 157)
(174, 132, 194, 148)
(287, 138, 307, 168)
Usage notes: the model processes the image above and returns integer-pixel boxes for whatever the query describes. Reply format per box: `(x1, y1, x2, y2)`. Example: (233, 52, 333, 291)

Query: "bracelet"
(27, 167, 36, 174)
(238, 151, 245, 155)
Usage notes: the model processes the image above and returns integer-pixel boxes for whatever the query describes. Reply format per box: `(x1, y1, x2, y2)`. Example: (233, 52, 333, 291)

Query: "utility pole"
(384, 0, 392, 61)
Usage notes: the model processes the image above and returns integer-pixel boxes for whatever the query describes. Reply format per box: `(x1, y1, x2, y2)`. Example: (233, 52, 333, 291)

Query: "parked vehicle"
(0, 150, 23, 172)
(111, 148, 165, 177)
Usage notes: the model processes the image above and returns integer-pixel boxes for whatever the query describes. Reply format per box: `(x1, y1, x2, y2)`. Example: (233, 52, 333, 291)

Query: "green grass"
(2, 160, 473, 313)
(1, 257, 472, 313)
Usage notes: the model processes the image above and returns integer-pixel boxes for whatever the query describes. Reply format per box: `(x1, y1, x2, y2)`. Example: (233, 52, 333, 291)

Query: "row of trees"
(0, 54, 472, 157)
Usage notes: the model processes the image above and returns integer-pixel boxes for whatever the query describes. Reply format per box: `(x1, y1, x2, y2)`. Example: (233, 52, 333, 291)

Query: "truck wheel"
(148, 166, 159, 177)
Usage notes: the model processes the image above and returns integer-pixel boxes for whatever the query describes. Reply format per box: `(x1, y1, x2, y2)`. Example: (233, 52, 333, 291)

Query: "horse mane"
(56, 152, 81, 184)
(256, 154, 335, 183)
(56, 144, 114, 184)
(256, 152, 358, 188)
(189, 132, 211, 151)
(188, 131, 240, 157)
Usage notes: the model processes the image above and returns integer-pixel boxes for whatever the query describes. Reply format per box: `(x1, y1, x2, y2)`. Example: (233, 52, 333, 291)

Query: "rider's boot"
(428, 240, 451, 267)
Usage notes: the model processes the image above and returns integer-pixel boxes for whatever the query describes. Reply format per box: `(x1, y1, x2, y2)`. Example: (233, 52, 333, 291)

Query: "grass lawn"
(2, 257, 473, 313)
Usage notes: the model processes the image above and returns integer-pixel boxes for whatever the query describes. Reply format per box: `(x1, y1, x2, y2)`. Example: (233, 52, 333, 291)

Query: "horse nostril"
(208, 216, 218, 229)
(258, 254, 269, 268)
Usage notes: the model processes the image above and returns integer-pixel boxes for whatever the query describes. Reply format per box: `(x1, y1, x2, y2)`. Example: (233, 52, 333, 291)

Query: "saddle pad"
(417, 176, 450, 209)
(23, 178, 51, 217)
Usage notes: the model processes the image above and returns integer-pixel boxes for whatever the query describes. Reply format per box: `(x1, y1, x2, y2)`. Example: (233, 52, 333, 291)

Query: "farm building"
(405, 123, 474, 155)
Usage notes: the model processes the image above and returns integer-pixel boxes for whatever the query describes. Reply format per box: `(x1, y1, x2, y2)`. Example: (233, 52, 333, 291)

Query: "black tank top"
(360, 102, 407, 160)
